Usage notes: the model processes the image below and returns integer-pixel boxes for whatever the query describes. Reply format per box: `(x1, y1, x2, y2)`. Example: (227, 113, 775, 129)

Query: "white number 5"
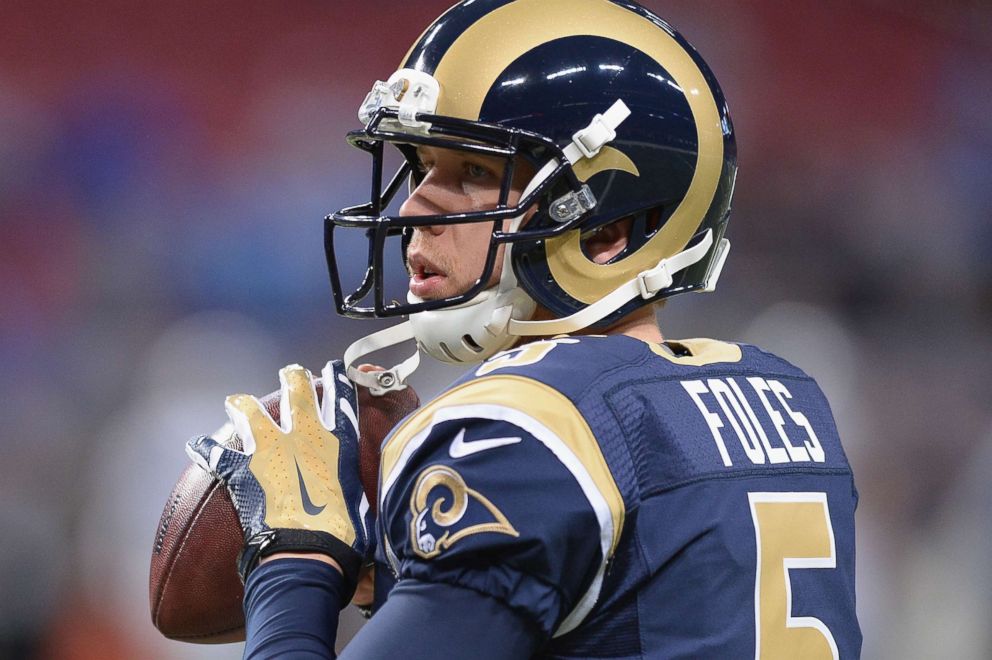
(748, 492, 839, 660)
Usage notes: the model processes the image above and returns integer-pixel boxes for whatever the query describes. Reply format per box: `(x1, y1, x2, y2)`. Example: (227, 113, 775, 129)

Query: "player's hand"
(185, 361, 370, 590)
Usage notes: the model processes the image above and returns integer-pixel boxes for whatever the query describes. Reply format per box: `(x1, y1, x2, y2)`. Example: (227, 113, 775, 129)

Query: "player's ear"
(583, 217, 632, 264)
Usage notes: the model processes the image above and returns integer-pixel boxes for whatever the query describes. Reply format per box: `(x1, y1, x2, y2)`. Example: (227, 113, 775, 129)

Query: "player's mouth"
(407, 252, 448, 299)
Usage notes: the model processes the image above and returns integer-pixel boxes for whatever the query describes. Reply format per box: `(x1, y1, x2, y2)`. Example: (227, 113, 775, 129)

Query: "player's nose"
(399, 198, 444, 237)
(399, 180, 456, 236)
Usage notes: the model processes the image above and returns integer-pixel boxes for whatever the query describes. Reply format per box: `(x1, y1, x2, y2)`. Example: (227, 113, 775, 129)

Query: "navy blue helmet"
(326, 0, 737, 364)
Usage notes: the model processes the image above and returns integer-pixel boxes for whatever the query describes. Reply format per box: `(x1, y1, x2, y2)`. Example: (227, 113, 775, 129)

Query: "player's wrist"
(238, 528, 362, 587)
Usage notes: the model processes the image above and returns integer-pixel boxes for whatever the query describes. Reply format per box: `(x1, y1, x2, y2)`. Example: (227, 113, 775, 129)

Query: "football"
(149, 378, 419, 643)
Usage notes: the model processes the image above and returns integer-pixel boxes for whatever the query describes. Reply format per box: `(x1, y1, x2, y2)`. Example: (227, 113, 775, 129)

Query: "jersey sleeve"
(342, 580, 541, 659)
(376, 375, 626, 639)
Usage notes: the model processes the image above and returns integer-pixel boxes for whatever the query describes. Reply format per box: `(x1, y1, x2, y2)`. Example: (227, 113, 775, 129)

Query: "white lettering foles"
(681, 377, 825, 467)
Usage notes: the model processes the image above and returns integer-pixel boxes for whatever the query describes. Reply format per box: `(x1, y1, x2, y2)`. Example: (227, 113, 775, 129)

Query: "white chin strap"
(510, 227, 722, 337)
(343, 322, 420, 396)
(343, 98, 726, 394)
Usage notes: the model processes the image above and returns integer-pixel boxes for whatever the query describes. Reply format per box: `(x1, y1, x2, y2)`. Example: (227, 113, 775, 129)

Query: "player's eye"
(465, 162, 493, 179)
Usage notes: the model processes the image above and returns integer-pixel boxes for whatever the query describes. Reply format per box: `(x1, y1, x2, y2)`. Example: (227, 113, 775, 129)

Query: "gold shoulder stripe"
(646, 338, 742, 366)
(381, 374, 625, 553)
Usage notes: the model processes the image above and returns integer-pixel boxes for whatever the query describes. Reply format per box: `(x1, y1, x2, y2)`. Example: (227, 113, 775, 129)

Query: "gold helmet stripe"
(431, 0, 724, 304)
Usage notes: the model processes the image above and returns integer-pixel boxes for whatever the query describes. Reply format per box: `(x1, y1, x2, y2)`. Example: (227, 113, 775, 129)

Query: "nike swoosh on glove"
(186, 361, 370, 591)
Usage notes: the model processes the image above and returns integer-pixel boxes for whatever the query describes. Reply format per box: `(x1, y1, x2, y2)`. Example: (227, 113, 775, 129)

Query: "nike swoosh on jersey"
(449, 427, 521, 458)
(295, 458, 326, 515)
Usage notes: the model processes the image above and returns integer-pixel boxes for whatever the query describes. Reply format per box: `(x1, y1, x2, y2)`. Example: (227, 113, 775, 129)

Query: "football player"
(188, 0, 862, 657)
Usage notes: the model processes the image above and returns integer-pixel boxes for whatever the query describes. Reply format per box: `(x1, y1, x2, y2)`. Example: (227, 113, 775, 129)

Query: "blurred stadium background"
(2, 0, 990, 657)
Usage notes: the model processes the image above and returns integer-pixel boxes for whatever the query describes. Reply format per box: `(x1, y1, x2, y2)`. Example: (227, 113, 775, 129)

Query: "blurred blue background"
(2, 0, 991, 657)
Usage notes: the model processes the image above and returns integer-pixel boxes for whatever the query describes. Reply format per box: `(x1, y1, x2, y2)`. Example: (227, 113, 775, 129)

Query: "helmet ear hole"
(579, 217, 631, 264)
(578, 204, 666, 265)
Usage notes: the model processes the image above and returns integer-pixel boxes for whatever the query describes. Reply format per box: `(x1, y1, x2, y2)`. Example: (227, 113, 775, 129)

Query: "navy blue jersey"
(375, 335, 861, 659)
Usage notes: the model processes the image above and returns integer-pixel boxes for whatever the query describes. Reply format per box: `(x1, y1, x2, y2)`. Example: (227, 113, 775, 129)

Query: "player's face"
(400, 145, 534, 300)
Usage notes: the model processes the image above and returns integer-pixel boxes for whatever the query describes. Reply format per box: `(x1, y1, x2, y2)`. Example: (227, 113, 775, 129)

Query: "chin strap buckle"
(550, 185, 597, 223)
(568, 100, 631, 160)
(636, 262, 674, 299)
(635, 229, 717, 299)
(343, 321, 420, 395)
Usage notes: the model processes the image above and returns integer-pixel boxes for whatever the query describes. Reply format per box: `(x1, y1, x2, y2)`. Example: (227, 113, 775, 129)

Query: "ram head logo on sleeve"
(409, 464, 519, 559)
